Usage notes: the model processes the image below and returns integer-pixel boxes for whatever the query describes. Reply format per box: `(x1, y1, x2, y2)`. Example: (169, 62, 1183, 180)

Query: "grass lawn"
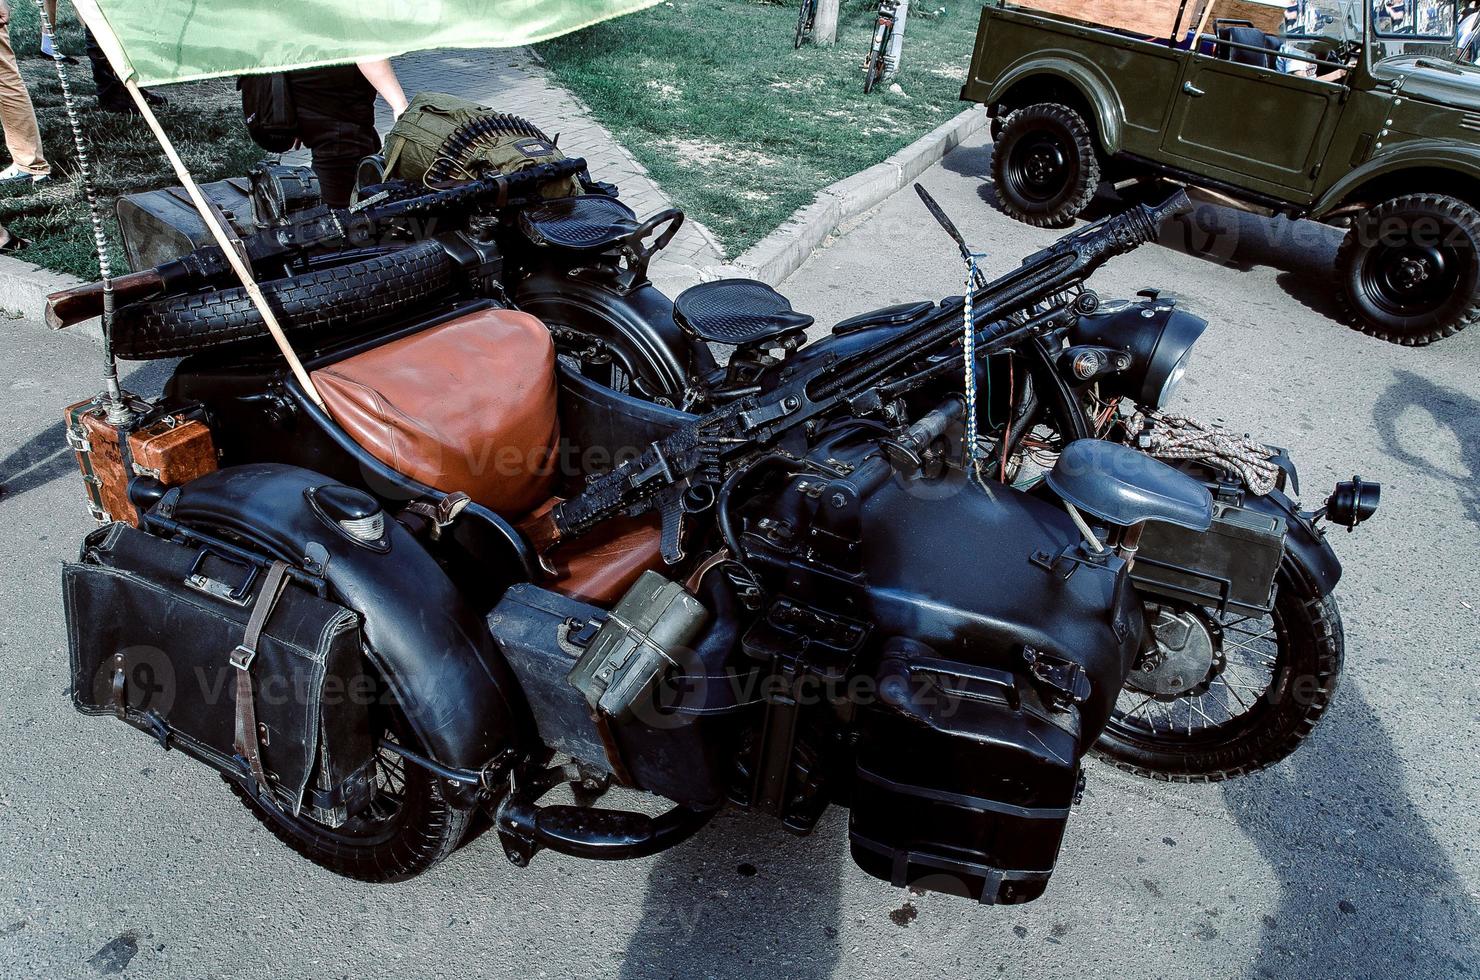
(0, 3, 260, 279)
(537, 0, 987, 257)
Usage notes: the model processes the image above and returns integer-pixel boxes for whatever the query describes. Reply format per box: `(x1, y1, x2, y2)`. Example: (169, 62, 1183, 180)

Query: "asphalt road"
(1, 129, 1477, 979)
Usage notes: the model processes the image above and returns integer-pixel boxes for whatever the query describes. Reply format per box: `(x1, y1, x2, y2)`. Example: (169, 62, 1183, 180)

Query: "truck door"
(1160, 49, 1347, 198)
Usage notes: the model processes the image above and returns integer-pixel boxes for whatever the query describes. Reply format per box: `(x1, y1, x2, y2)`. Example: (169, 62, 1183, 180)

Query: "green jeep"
(962, 0, 1480, 345)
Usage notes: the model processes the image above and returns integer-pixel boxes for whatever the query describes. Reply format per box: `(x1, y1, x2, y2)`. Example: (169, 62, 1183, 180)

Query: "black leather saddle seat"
(673, 278, 815, 347)
(519, 195, 640, 252)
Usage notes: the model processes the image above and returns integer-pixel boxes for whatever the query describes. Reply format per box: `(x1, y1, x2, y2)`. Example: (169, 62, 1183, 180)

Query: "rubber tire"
(110, 240, 459, 360)
(794, 0, 812, 48)
(863, 35, 889, 95)
(226, 713, 471, 883)
(1336, 193, 1480, 346)
(1093, 557, 1344, 783)
(991, 103, 1101, 229)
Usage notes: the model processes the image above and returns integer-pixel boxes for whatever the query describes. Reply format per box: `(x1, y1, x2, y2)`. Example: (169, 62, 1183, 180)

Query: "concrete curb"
(717, 106, 988, 286)
(0, 254, 99, 342)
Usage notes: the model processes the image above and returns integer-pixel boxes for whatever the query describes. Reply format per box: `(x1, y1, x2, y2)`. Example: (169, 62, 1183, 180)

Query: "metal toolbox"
(115, 177, 254, 270)
(1133, 499, 1286, 615)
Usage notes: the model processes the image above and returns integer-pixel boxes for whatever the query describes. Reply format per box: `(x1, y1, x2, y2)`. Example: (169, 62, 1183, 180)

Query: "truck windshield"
(1371, 0, 1456, 38)
(1283, 0, 1362, 42)
(1284, 0, 1468, 63)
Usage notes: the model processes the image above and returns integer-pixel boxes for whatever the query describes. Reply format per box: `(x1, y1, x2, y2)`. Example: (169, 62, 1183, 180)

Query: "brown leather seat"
(521, 500, 665, 606)
(547, 515, 664, 605)
(313, 308, 561, 517)
(313, 308, 665, 605)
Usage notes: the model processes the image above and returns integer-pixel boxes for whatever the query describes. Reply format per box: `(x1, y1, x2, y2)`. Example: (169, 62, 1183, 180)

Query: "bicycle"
(794, 0, 815, 48)
(862, 0, 901, 93)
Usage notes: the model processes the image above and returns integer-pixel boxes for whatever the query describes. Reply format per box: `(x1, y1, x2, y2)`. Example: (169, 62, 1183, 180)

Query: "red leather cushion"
(546, 513, 665, 606)
(312, 309, 559, 517)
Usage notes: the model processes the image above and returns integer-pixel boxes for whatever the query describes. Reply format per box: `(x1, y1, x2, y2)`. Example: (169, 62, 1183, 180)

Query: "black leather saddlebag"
(63, 523, 377, 824)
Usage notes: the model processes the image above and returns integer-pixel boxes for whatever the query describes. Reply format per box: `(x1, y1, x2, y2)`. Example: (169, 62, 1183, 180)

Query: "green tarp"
(72, 0, 661, 87)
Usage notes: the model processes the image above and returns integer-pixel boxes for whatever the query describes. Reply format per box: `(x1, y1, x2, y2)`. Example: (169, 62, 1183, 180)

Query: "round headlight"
(1069, 302, 1208, 408)
(1141, 310, 1207, 408)
(1154, 348, 1193, 408)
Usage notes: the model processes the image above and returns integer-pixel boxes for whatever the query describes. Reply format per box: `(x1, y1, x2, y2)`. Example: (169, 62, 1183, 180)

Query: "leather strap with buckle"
(232, 560, 291, 792)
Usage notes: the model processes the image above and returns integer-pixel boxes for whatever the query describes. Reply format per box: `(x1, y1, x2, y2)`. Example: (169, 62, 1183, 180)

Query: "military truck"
(962, 0, 1480, 345)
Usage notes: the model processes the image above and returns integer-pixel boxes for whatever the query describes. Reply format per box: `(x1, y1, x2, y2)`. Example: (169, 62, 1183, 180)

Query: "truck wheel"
(1336, 193, 1480, 346)
(991, 103, 1100, 228)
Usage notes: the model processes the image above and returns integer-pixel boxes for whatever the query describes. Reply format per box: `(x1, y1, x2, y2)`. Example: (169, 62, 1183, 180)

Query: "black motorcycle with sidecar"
(53, 130, 1378, 904)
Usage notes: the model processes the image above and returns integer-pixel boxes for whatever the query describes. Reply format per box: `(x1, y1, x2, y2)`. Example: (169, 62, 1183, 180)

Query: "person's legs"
(84, 27, 129, 112)
(289, 68, 380, 208)
(0, 21, 49, 176)
(300, 118, 380, 208)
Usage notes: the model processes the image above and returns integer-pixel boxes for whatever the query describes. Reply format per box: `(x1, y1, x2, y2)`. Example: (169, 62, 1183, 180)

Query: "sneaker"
(0, 165, 49, 188)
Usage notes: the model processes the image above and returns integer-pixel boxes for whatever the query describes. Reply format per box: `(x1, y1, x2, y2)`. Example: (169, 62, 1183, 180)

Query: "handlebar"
(813, 190, 1192, 400)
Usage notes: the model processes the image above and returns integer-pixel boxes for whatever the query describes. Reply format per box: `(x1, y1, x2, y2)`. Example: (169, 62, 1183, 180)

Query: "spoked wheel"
(863, 28, 891, 94)
(990, 103, 1100, 228)
(1337, 193, 1480, 346)
(228, 706, 471, 882)
(1094, 557, 1344, 782)
(794, 0, 814, 48)
(546, 321, 681, 406)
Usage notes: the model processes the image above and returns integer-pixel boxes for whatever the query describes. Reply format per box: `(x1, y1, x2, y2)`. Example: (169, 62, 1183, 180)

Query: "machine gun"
(532, 190, 1195, 565)
(45, 158, 591, 329)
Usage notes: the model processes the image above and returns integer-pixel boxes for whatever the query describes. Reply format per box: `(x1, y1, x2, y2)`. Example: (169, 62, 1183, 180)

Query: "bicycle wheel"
(863, 25, 891, 93)
(794, 0, 814, 48)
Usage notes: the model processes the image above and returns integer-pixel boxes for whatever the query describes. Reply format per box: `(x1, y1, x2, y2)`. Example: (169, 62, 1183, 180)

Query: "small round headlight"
(1142, 311, 1206, 408)
(1154, 348, 1193, 408)
(1071, 302, 1207, 408)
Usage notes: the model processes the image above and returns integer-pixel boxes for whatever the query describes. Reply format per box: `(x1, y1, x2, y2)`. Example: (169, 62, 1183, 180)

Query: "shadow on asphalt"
(1372, 370, 1480, 529)
(617, 813, 843, 979)
(0, 359, 174, 503)
(0, 421, 72, 500)
(1224, 681, 1480, 977)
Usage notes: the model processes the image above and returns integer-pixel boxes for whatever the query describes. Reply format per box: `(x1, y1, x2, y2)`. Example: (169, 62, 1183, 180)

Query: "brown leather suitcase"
(64, 395, 217, 526)
(127, 416, 218, 488)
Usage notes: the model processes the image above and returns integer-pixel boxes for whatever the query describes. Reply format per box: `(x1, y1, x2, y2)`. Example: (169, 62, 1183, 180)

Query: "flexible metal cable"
(36, 0, 124, 413)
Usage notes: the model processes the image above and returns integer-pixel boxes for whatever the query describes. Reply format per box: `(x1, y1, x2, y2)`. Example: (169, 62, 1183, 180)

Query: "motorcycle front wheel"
(1093, 555, 1344, 782)
(227, 706, 471, 882)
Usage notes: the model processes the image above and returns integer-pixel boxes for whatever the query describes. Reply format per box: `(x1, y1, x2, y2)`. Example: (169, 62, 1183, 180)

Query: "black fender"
(1242, 487, 1343, 598)
(514, 266, 716, 398)
(165, 464, 533, 783)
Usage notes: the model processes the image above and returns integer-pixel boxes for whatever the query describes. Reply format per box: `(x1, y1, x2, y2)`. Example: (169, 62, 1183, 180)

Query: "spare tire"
(110, 240, 459, 360)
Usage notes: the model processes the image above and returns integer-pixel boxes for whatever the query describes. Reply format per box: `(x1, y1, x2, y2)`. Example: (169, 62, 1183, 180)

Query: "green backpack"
(382, 92, 582, 197)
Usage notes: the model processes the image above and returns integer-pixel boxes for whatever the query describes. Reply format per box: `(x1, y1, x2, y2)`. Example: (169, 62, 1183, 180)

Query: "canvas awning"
(71, 0, 662, 87)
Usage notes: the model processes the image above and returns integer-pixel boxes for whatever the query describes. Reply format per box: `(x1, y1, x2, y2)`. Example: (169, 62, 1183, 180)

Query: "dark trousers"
(286, 68, 380, 208)
(84, 28, 128, 111)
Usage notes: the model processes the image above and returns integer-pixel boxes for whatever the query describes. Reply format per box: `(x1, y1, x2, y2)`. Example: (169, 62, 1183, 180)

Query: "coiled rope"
(1125, 410, 1282, 495)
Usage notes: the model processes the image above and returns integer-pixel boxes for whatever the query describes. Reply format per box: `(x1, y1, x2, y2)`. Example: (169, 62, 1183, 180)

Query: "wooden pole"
(814, 0, 840, 46)
(121, 78, 326, 408)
